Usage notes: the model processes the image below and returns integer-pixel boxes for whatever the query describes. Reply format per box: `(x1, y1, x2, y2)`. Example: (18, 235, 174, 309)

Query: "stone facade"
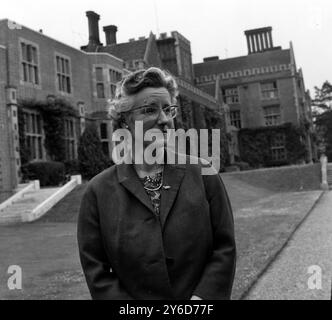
(194, 27, 316, 165)
(0, 18, 125, 200)
(0, 13, 226, 200)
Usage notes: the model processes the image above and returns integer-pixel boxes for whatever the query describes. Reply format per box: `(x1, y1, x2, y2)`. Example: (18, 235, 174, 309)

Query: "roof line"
(85, 52, 124, 63)
(0, 18, 87, 56)
(194, 48, 290, 66)
(1, 18, 124, 63)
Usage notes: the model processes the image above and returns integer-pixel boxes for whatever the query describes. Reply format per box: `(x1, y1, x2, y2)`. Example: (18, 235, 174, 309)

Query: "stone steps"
(0, 187, 61, 225)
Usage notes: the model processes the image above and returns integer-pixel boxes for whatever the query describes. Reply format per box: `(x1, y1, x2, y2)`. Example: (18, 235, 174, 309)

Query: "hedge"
(21, 161, 65, 187)
(238, 123, 307, 168)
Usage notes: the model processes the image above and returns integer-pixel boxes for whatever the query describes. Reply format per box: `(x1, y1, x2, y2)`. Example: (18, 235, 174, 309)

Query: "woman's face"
(125, 87, 175, 149)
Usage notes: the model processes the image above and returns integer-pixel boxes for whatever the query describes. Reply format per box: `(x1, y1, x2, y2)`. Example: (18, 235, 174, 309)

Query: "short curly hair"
(108, 67, 179, 130)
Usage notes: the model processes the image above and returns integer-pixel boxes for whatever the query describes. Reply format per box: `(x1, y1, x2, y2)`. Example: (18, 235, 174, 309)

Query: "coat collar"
(116, 158, 186, 230)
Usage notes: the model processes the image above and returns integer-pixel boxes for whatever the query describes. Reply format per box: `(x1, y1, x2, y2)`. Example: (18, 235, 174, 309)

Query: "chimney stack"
(103, 25, 117, 45)
(244, 27, 274, 54)
(86, 11, 102, 46)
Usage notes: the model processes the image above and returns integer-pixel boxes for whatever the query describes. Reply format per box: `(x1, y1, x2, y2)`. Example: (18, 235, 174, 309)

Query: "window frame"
(222, 87, 240, 105)
(64, 117, 77, 160)
(263, 105, 281, 126)
(22, 109, 44, 161)
(109, 68, 122, 99)
(54, 52, 73, 95)
(270, 133, 287, 161)
(260, 81, 279, 100)
(229, 110, 242, 129)
(19, 38, 41, 88)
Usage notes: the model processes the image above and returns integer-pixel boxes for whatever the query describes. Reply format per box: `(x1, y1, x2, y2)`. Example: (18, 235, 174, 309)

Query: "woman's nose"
(157, 109, 169, 124)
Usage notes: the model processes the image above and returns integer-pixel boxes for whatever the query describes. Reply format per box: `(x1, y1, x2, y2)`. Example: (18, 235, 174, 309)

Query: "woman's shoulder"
(85, 164, 119, 192)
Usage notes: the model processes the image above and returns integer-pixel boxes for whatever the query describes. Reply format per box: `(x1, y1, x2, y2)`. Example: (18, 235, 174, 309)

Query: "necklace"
(142, 168, 164, 192)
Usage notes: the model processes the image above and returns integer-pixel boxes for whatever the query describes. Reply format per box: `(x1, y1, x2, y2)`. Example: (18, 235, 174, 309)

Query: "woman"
(77, 67, 236, 300)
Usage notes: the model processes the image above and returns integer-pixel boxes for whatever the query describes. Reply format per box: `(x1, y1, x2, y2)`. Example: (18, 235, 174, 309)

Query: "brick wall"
(0, 19, 125, 197)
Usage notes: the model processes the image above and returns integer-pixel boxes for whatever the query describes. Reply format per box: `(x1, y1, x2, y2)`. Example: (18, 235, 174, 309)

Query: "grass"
(0, 168, 323, 299)
(223, 163, 321, 193)
(36, 184, 87, 223)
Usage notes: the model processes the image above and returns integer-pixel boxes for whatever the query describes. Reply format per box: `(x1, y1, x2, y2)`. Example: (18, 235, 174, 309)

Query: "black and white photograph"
(0, 0, 331, 305)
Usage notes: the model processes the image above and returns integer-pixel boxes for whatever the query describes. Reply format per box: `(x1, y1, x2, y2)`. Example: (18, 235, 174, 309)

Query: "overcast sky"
(2, 0, 331, 95)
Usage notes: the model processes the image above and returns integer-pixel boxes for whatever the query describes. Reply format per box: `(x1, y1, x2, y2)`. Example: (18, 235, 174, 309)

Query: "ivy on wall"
(203, 106, 230, 170)
(238, 122, 307, 168)
(17, 98, 78, 164)
(17, 110, 30, 165)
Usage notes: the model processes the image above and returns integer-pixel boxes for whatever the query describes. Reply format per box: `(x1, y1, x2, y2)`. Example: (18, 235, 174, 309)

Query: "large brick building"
(0, 12, 224, 201)
(0, 17, 125, 201)
(194, 27, 316, 165)
(80, 11, 222, 124)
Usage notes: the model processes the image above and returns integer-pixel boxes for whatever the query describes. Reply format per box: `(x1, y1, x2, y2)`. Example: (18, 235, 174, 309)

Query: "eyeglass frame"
(122, 104, 179, 121)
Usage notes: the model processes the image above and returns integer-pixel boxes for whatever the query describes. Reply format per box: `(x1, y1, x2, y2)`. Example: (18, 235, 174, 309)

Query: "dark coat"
(77, 158, 236, 300)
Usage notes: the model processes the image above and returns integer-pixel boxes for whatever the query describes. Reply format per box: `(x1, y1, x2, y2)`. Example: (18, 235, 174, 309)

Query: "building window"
(109, 69, 122, 99)
(261, 81, 278, 100)
(100, 123, 109, 156)
(97, 83, 105, 98)
(110, 84, 116, 99)
(271, 133, 286, 161)
(64, 118, 76, 160)
(223, 87, 239, 104)
(95, 67, 105, 98)
(20, 42, 39, 84)
(109, 69, 122, 83)
(23, 111, 43, 161)
(56, 55, 71, 93)
(264, 105, 281, 126)
(230, 111, 242, 129)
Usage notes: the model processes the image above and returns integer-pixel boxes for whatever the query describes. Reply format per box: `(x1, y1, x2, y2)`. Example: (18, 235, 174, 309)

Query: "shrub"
(64, 159, 80, 175)
(238, 123, 307, 168)
(78, 124, 110, 180)
(21, 161, 65, 187)
(233, 161, 251, 171)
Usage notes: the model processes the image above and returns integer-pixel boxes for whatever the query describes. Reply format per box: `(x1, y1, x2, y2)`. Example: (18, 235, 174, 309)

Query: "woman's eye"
(162, 106, 171, 114)
(144, 107, 158, 114)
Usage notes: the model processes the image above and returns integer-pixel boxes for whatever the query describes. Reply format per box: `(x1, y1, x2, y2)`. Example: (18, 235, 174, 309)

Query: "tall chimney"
(245, 27, 274, 54)
(86, 11, 101, 46)
(103, 25, 117, 45)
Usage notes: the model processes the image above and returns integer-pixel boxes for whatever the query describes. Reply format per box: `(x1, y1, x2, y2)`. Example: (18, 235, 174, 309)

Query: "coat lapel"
(116, 161, 186, 227)
(159, 163, 186, 230)
(117, 163, 155, 213)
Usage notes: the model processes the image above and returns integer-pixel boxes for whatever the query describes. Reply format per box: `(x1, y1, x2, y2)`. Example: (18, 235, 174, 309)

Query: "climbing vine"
(238, 122, 307, 168)
(17, 97, 78, 163)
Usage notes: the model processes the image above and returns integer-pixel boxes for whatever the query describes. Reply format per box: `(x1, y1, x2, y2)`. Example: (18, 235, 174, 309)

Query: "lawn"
(0, 172, 323, 300)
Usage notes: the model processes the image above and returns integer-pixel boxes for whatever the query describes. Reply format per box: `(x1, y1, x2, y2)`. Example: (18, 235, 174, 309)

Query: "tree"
(312, 81, 332, 159)
(78, 124, 111, 180)
(312, 81, 332, 117)
(315, 110, 332, 160)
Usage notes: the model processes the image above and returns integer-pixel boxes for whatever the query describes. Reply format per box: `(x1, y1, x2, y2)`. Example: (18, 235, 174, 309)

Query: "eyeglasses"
(127, 104, 179, 121)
